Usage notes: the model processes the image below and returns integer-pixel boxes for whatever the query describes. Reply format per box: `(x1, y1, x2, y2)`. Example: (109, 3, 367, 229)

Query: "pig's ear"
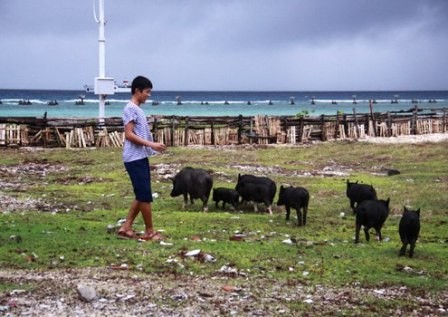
(416, 208, 421, 215)
(386, 198, 390, 206)
(403, 205, 408, 212)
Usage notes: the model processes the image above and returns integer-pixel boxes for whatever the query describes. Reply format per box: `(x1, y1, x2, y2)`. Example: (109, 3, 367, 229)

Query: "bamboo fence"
(0, 108, 447, 148)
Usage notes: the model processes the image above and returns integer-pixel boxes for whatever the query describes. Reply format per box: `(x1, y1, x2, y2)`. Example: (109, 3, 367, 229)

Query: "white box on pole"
(94, 77, 115, 95)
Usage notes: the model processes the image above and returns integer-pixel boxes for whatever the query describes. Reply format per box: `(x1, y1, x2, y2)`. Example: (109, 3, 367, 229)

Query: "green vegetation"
(0, 141, 447, 292)
(296, 110, 310, 117)
(296, 109, 316, 117)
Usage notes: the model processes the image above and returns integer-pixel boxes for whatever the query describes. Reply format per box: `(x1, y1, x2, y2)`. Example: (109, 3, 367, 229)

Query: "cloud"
(0, 0, 447, 90)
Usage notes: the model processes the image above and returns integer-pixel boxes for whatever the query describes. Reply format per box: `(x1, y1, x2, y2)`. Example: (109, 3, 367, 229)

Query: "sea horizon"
(1, 88, 447, 118)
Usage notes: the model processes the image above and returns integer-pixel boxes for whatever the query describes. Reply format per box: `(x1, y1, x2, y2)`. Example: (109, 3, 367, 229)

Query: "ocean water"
(0, 89, 446, 118)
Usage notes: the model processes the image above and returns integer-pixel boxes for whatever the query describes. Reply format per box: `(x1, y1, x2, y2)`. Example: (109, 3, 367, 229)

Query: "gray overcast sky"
(1, 0, 447, 91)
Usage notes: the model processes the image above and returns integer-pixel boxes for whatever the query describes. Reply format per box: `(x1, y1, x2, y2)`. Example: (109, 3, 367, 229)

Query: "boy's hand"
(151, 142, 167, 153)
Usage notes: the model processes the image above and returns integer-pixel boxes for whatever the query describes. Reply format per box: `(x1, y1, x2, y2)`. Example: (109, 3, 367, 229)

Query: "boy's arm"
(124, 121, 166, 152)
(124, 121, 150, 146)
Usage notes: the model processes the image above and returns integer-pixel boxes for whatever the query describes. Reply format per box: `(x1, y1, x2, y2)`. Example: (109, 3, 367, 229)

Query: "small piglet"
(277, 185, 310, 226)
(212, 187, 239, 210)
(399, 206, 421, 258)
(354, 198, 390, 243)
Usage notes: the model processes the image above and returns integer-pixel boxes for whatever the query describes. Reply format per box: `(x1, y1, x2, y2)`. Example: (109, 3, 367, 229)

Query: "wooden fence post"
(282, 117, 288, 144)
(43, 112, 49, 148)
(298, 116, 304, 143)
(343, 114, 348, 138)
(335, 112, 340, 139)
(387, 112, 392, 136)
(443, 110, 447, 133)
(412, 111, 417, 135)
(211, 120, 215, 146)
(320, 114, 326, 141)
(353, 108, 359, 139)
(170, 116, 175, 146)
(369, 99, 377, 137)
(237, 115, 243, 144)
(249, 117, 253, 144)
(184, 116, 189, 146)
(153, 117, 158, 142)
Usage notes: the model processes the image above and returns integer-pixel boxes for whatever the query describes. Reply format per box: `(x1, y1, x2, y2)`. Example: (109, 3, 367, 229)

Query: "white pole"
(98, 0, 106, 123)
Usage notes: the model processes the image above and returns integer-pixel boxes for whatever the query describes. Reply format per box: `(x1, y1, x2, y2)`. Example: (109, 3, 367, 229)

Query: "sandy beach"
(357, 132, 448, 144)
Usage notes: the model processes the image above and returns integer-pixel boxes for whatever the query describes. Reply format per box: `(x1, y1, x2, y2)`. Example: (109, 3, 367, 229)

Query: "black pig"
(170, 167, 213, 212)
(235, 174, 276, 214)
(354, 198, 390, 243)
(212, 187, 239, 210)
(277, 185, 310, 226)
(399, 206, 421, 258)
(346, 180, 377, 213)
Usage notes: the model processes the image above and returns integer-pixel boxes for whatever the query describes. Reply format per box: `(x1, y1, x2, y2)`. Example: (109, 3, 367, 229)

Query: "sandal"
(138, 231, 163, 242)
(117, 230, 136, 240)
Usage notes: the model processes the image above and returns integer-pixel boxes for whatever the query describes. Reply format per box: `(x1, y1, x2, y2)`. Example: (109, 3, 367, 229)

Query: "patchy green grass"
(0, 141, 447, 293)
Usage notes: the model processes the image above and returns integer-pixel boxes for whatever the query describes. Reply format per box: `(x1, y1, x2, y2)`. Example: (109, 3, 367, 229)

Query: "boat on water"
(84, 80, 131, 94)
(18, 99, 32, 105)
(75, 95, 86, 105)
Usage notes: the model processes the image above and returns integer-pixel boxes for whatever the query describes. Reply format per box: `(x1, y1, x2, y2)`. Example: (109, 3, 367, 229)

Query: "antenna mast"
(93, 0, 114, 124)
(98, 0, 105, 79)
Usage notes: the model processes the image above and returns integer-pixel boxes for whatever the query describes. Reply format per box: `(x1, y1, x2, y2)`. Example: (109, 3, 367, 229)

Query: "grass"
(0, 141, 447, 293)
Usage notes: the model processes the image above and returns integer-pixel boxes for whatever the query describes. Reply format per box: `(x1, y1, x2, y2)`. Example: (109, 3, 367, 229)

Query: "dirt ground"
(1, 134, 447, 316)
(0, 268, 447, 316)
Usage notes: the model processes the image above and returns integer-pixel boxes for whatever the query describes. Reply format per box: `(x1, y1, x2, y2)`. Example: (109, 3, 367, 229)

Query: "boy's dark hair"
(131, 76, 153, 94)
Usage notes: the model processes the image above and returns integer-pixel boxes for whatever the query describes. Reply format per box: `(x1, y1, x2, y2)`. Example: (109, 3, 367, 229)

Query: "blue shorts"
(124, 157, 153, 203)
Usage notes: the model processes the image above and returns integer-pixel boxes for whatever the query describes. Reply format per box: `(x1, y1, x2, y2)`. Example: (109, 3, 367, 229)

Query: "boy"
(118, 75, 166, 241)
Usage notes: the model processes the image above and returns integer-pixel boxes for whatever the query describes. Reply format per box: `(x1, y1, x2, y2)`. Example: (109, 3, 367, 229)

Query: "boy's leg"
(139, 201, 154, 234)
(119, 200, 140, 233)
(139, 202, 162, 241)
